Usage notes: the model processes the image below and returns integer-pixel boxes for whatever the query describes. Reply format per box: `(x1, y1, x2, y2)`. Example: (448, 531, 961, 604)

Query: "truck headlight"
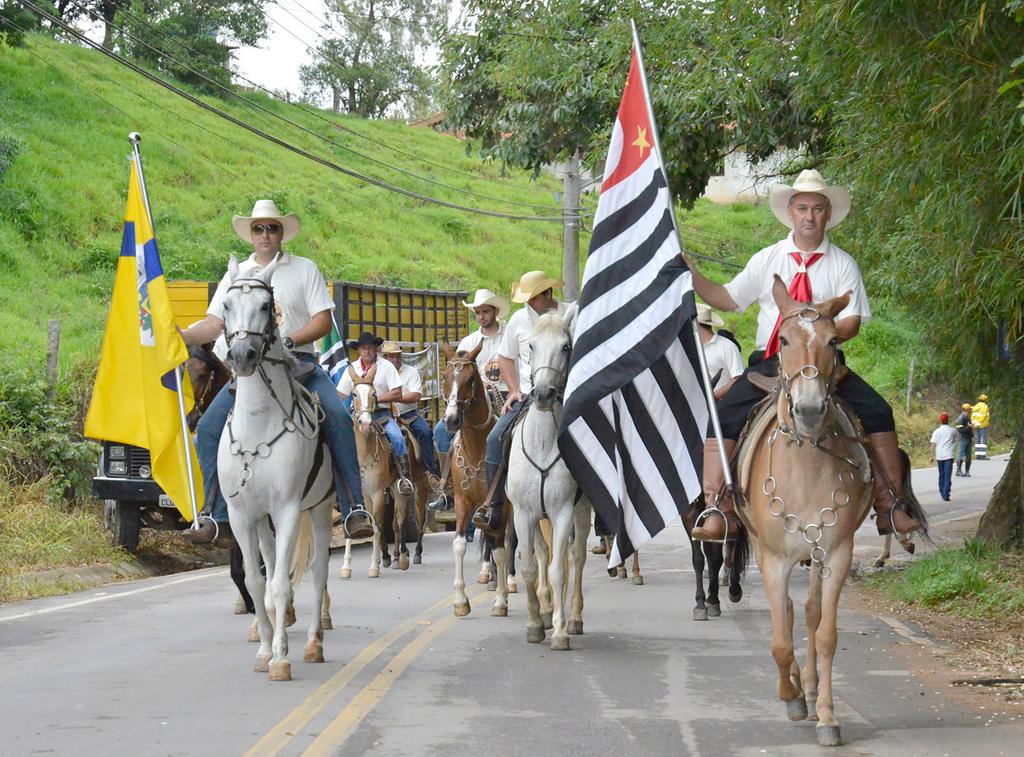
(139, 465, 152, 479)
(109, 461, 127, 475)
(108, 445, 126, 460)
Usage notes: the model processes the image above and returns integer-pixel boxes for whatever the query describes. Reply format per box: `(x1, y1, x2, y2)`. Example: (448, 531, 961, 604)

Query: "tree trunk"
(976, 421, 1024, 550)
(332, 85, 341, 115)
(100, 0, 118, 50)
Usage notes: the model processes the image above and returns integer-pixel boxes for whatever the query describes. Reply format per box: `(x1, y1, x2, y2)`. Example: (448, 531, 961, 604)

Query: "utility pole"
(562, 149, 581, 301)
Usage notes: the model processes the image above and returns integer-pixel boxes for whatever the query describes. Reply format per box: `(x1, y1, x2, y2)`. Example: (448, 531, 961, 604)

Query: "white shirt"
(702, 332, 744, 391)
(337, 357, 402, 411)
(724, 232, 871, 351)
(930, 424, 958, 461)
(393, 362, 423, 415)
(208, 252, 334, 355)
(457, 321, 507, 392)
(499, 301, 578, 395)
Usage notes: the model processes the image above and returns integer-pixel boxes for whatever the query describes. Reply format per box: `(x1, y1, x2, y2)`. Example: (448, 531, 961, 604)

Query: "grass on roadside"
(866, 538, 1024, 621)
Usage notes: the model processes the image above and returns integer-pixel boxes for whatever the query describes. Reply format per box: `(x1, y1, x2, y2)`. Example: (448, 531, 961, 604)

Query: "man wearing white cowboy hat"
(181, 199, 364, 542)
(686, 169, 923, 541)
(475, 271, 577, 530)
(696, 303, 744, 400)
(380, 340, 441, 480)
(429, 288, 510, 513)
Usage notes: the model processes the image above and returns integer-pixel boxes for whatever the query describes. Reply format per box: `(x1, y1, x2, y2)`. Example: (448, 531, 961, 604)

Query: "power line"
(16, 0, 572, 222)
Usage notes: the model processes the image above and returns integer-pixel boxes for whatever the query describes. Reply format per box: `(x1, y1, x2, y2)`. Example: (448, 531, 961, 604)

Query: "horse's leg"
(305, 501, 332, 663)
(268, 507, 300, 681)
(238, 520, 272, 670)
(369, 490, 385, 578)
(814, 541, 854, 747)
(394, 490, 410, 571)
(631, 551, 644, 586)
(413, 485, 426, 565)
(516, 512, 544, 644)
(479, 535, 492, 584)
(761, 552, 805, 718)
(547, 508, 573, 650)
(802, 563, 823, 721)
(256, 520, 276, 640)
(874, 532, 892, 569)
(491, 531, 509, 617)
(506, 524, 518, 593)
(341, 538, 353, 579)
(567, 502, 590, 635)
(706, 543, 722, 617)
(690, 529, 709, 621)
(452, 527, 471, 616)
(321, 588, 332, 630)
(727, 542, 743, 603)
(536, 519, 554, 630)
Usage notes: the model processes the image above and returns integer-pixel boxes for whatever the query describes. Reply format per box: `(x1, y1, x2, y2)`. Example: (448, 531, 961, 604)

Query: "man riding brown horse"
(686, 169, 923, 542)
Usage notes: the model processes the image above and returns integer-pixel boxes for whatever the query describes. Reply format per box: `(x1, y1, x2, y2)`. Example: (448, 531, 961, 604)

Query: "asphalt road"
(1, 454, 1019, 757)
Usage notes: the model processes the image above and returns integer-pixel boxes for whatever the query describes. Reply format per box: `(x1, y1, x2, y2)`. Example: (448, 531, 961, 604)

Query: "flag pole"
(628, 21, 735, 491)
(129, 132, 201, 528)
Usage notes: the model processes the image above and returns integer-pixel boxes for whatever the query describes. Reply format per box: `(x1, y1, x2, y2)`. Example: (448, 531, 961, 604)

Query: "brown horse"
(185, 342, 231, 432)
(737, 276, 905, 747)
(439, 341, 512, 618)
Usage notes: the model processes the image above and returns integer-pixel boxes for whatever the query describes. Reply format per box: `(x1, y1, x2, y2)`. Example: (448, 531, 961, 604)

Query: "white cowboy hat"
(696, 303, 724, 329)
(768, 169, 851, 230)
(379, 340, 403, 355)
(511, 270, 564, 304)
(232, 199, 301, 243)
(462, 288, 510, 319)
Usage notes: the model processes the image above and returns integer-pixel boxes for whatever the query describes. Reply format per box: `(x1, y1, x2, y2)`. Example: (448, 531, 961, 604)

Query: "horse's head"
(771, 274, 850, 441)
(349, 364, 379, 434)
(529, 311, 574, 410)
(440, 340, 484, 433)
(222, 254, 280, 377)
(185, 342, 229, 430)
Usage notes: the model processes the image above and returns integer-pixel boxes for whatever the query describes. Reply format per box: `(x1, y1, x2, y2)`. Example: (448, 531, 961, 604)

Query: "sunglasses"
(252, 223, 282, 235)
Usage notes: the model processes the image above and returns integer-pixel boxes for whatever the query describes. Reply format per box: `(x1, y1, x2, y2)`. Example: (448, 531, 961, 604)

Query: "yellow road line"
(246, 586, 487, 757)
(301, 612, 461, 756)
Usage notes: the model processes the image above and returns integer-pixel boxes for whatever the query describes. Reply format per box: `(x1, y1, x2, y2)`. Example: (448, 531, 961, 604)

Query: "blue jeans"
(197, 355, 364, 522)
(937, 458, 952, 500)
(373, 410, 407, 458)
(434, 422, 453, 455)
(485, 399, 524, 467)
(401, 410, 439, 475)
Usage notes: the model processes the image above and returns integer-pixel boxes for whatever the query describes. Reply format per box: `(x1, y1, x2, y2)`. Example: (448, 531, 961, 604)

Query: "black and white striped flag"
(558, 34, 709, 567)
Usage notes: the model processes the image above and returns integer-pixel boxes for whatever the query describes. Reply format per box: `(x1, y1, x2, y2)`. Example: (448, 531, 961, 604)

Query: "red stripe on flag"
(601, 46, 655, 192)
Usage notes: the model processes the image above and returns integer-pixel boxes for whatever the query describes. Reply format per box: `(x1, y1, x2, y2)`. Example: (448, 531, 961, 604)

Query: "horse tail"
(899, 448, 931, 541)
(732, 525, 751, 577)
(289, 510, 315, 585)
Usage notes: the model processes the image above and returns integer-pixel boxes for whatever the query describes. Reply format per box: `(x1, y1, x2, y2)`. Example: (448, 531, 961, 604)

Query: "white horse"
(506, 312, 592, 650)
(218, 256, 335, 681)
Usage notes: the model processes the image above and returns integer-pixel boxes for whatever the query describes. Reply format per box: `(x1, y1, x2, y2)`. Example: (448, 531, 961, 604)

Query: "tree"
(298, 0, 443, 118)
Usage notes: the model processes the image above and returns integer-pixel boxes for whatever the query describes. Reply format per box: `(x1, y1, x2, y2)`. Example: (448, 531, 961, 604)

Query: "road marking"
(877, 614, 939, 648)
(302, 612, 460, 756)
(0, 569, 227, 623)
(246, 586, 488, 757)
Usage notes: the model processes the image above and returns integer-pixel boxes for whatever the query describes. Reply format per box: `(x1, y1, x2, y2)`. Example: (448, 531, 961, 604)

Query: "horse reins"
(518, 345, 572, 518)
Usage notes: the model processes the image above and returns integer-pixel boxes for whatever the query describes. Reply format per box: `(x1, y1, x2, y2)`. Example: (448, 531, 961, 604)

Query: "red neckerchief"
(763, 251, 825, 358)
(359, 357, 375, 375)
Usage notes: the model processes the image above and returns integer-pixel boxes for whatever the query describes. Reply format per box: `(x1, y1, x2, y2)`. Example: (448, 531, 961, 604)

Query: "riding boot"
(396, 454, 415, 495)
(868, 431, 923, 536)
(474, 461, 506, 531)
(691, 438, 741, 542)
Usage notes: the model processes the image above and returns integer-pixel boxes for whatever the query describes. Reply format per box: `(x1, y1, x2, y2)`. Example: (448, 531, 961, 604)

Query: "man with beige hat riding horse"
(380, 340, 441, 480)
(181, 199, 364, 542)
(696, 303, 744, 400)
(686, 169, 923, 541)
(429, 288, 510, 512)
(476, 271, 577, 530)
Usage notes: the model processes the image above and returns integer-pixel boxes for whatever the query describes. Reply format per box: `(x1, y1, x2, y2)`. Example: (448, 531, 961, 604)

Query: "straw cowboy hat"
(379, 341, 403, 355)
(346, 331, 384, 350)
(962, 403, 973, 410)
(463, 289, 510, 319)
(696, 303, 725, 329)
(511, 270, 563, 304)
(978, 393, 989, 402)
(232, 199, 301, 243)
(769, 169, 851, 230)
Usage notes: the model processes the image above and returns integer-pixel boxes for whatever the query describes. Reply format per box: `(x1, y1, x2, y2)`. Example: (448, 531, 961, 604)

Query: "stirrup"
(472, 504, 501, 532)
(343, 508, 376, 540)
(692, 506, 731, 545)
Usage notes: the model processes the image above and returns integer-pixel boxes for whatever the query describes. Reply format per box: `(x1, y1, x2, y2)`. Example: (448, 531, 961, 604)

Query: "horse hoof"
(607, 568, 618, 578)
(303, 644, 325, 664)
(254, 654, 271, 673)
(507, 578, 518, 594)
(381, 554, 392, 568)
(693, 607, 708, 621)
(631, 575, 644, 586)
(234, 595, 248, 614)
(487, 580, 498, 591)
(490, 605, 508, 617)
(321, 616, 333, 631)
(268, 661, 292, 682)
(390, 560, 399, 570)
(816, 725, 841, 747)
(400, 556, 410, 571)
(707, 603, 721, 618)
(550, 635, 571, 651)
(413, 554, 422, 565)
(541, 611, 553, 630)
(248, 623, 261, 643)
(729, 588, 743, 603)
(340, 568, 352, 580)
(567, 619, 583, 635)
(616, 566, 627, 578)
(904, 542, 916, 555)
(873, 559, 885, 568)
(477, 571, 491, 585)
(285, 604, 297, 628)
(368, 568, 380, 578)
(454, 602, 471, 617)
(787, 697, 808, 722)
(526, 626, 545, 643)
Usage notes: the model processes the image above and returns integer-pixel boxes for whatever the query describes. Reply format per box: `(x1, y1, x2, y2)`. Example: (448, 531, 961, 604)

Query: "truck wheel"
(110, 501, 141, 553)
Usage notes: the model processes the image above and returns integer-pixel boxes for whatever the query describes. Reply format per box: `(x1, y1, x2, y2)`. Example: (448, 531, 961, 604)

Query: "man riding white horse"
(181, 200, 363, 542)
(380, 340, 441, 482)
(477, 271, 577, 530)
(336, 332, 415, 494)
(687, 170, 923, 542)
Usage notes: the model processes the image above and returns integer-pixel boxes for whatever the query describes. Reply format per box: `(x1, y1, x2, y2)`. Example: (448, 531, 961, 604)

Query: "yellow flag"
(85, 151, 203, 520)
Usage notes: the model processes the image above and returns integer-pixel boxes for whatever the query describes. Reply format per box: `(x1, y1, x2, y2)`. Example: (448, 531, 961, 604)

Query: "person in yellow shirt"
(972, 394, 990, 459)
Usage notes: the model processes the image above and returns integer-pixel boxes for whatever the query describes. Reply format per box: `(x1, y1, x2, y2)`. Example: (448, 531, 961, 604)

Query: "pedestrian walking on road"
(972, 393, 990, 459)
(930, 412, 957, 501)
(955, 403, 974, 477)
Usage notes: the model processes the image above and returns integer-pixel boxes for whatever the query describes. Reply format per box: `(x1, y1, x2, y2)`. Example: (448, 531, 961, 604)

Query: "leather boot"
(396, 454, 415, 495)
(691, 438, 741, 541)
(428, 453, 452, 511)
(473, 461, 505, 530)
(868, 431, 923, 535)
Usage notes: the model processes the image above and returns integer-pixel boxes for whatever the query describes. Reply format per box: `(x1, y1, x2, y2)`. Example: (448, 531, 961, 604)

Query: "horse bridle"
(223, 277, 279, 362)
(442, 358, 492, 428)
(775, 305, 842, 441)
(528, 344, 572, 408)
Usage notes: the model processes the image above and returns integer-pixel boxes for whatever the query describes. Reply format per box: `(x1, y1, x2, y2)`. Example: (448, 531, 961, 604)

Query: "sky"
(234, 1, 328, 96)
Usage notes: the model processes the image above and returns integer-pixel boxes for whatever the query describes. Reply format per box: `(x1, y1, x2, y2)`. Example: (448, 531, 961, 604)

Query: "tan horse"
(341, 365, 411, 578)
(439, 341, 513, 619)
(738, 277, 876, 747)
